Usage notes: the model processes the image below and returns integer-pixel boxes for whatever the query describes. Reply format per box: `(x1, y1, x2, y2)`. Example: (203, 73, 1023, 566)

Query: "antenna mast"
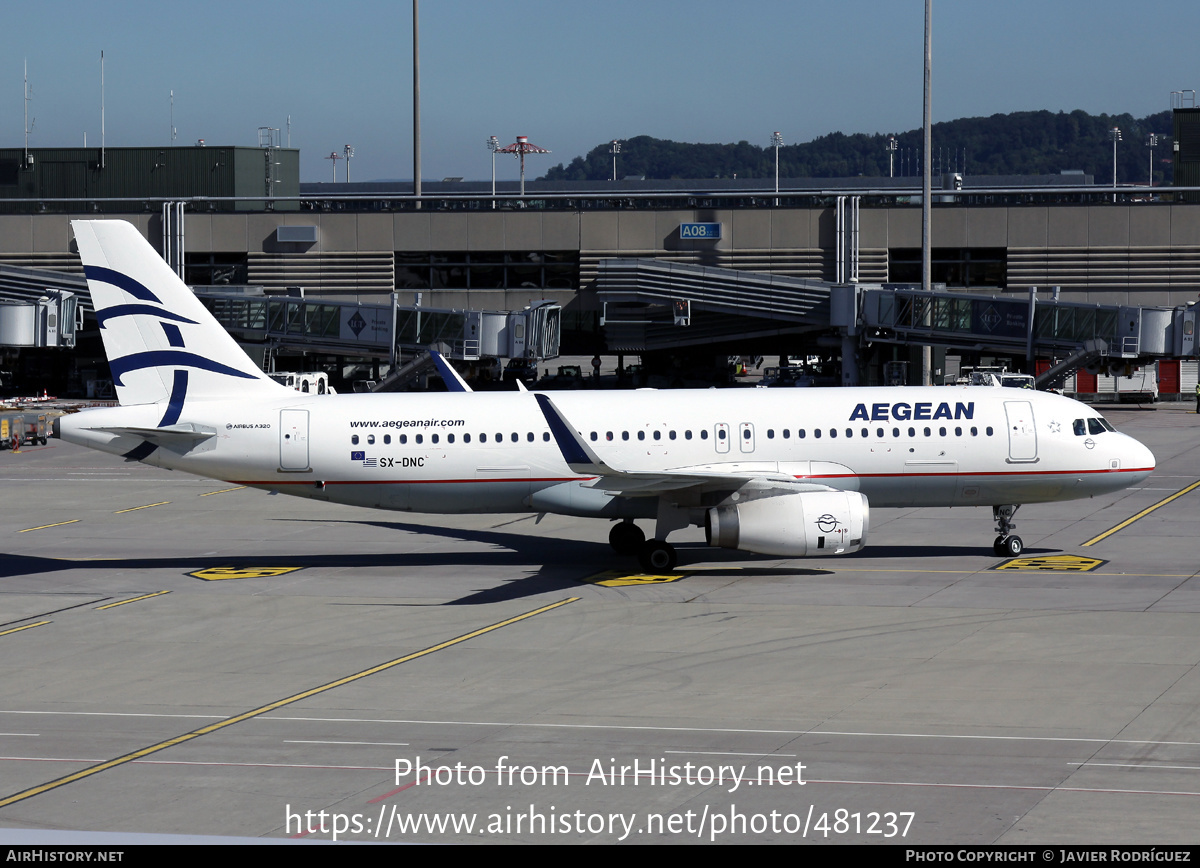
(100, 50, 106, 169)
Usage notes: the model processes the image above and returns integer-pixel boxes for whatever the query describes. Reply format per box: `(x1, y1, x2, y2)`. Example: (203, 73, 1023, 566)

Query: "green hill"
(541, 109, 1174, 185)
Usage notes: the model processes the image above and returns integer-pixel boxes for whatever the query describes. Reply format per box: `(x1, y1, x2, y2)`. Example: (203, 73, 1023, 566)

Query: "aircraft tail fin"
(72, 220, 287, 411)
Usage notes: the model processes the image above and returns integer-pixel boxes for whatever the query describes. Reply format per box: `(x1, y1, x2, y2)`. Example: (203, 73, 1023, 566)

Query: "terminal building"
(2, 125, 1199, 398)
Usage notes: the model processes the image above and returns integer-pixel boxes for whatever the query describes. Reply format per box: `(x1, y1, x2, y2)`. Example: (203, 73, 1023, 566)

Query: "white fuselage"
(60, 385, 1155, 517)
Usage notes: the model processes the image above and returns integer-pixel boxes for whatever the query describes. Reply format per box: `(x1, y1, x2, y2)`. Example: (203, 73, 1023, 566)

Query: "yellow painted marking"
(584, 570, 686, 586)
(0, 621, 50, 637)
(188, 566, 304, 581)
(18, 520, 80, 533)
(199, 486, 246, 497)
(113, 501, 170, 514)
(996, 555, 1106, 572)
(1082, 480, 1200, 547)
(0, 597, 578, 809)
(96, 590, 171, 610)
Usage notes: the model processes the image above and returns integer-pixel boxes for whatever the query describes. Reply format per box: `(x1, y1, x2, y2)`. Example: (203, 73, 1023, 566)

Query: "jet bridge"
(196, 290, 560, 364)
(859, 286, 1183, 385)
(596, 258, 833, 351)
(593, 258, 1190, 386)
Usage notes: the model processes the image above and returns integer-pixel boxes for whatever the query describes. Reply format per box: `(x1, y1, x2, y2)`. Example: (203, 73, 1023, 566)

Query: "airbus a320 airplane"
(58, 220, 1155, 571)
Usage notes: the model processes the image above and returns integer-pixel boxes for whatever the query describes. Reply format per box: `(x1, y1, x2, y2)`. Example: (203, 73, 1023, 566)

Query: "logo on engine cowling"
(816, 514, 840, 533)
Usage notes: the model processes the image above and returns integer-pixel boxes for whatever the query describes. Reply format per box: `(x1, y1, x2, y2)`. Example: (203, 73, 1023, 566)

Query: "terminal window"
(395, 251, 579, 291)
(888, 248, 1006, 289)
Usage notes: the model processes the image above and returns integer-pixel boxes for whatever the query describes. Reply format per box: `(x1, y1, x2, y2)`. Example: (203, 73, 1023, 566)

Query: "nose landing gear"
(992, 504, 1023, 556)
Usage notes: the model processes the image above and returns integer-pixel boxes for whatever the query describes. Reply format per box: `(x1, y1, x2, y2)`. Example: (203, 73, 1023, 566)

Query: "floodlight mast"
(487, 135, 500, 208)
(1109, 127, 1122, 202)
(770, 131, 784, 204)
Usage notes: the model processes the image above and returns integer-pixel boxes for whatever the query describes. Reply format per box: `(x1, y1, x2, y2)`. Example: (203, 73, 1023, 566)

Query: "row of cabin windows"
(351, 432, 553, 446)
(352, 425, 998, 447)
(586, 426, 994, 441)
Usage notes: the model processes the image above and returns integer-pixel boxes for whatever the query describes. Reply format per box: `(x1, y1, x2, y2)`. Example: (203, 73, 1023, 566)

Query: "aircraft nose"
(1125, 435, 1155, 475)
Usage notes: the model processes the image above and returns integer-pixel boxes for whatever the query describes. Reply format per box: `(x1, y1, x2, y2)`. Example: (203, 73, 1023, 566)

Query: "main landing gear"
(992, 504, 1023, 557)
(608, 521, 678, 572)
(608, 520, 645, 555)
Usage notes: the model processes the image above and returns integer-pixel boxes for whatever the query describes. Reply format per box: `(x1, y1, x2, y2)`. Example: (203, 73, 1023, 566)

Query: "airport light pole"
(1147, 133, 1158, 187)
(609, 140, 621, 181)
(1109, 126, 1121, 202)
(487, 135, 500, 208)
(413, 0, 421, 207)
(921, 0, 932, 385)
(771, 131, 784, 204)
(887, 136, 898, 178)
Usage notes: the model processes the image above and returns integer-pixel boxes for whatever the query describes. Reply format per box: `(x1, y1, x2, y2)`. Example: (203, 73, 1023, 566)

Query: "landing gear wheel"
(991, 504, 1022, 558)
(609, 522, 645, 556)
(638, 539, 677, 572)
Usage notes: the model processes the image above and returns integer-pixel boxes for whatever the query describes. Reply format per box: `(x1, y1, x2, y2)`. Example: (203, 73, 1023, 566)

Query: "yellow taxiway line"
(0, 597, 580, 809)
(1082, 480, 1200, 547)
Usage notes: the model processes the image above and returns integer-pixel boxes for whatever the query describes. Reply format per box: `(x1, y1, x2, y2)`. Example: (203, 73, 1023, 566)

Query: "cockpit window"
(1076, 417, 1115, 435)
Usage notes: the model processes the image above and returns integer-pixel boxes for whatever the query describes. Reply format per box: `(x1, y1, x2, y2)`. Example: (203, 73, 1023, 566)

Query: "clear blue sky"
(5, 0, 1193, 183)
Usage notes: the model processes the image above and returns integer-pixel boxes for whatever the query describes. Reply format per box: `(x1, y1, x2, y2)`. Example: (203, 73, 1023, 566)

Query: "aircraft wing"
(534, 393, 840, 497)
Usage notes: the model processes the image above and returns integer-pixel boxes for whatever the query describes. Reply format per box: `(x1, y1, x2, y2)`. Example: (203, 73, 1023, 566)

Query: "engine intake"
(705, 490, 869, 556)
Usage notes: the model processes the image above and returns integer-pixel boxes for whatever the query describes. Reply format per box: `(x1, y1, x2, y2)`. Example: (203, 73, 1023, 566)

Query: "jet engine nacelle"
(705, 490, 869, 557)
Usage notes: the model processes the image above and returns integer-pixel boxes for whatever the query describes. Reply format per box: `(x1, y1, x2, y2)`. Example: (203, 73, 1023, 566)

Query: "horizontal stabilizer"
(94, 423, 217, 445)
